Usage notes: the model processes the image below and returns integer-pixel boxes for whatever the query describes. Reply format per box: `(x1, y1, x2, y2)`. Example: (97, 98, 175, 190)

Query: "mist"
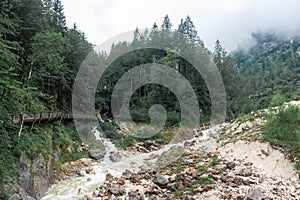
(61, 0, 300, 52)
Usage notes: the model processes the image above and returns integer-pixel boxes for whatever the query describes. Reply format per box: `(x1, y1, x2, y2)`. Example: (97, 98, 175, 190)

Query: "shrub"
(269, 93, 286, 107)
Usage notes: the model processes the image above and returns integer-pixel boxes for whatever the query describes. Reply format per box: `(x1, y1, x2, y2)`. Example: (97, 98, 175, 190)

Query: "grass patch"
(196, 165, 207, 173)
(173, 187, 194, 198)
(196, 177, 214, 185)
(210, 154, 219, 167)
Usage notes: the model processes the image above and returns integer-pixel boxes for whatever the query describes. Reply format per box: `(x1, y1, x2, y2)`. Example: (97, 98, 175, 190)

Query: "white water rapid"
(41, 125, 222, 200)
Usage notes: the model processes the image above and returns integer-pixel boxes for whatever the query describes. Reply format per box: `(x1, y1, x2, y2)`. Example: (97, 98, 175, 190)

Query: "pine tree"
(177, 16, 203, 45)
(178, 19, 184, 33)
(52, 0, 67, 34)
(132, 27, 140, 47)
(213, 39, 226, 68)
(161, 14, 172, 30)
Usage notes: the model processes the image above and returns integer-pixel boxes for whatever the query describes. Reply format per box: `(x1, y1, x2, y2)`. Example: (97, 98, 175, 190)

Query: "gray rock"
(109, 185, 126, 196)
(122, 169, 133, 179)
(128, 192, 143, 200)
(153, 174, 168, 187)
(167, 182, 177, 191)
(226, 162, 236, 170)
(109, 152, 122, 162)
(182, 195, 196, 200)
(184, 141, 192, 147)
(17, 154, 53, 199)
(89, 149, 105, 160)
(33, 175, 48, 199)
(240, 168, 253, 177)
(246, 187, 264, 200)
(138, 165, 152, 174)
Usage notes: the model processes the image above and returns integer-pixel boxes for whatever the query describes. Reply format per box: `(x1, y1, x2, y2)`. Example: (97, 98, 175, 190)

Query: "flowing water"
(42, 125, 222, 200)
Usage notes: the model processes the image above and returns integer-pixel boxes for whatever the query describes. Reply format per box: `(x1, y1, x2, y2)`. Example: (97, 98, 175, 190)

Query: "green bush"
(269, 93, 286, 107)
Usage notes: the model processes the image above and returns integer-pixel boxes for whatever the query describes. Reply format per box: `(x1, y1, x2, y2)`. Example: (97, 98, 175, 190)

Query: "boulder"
(109, 185, 126, 196)
(246, 187, 264, 200)
(89, 149, 105, 161)
(153, 174, 168, 187)
(226, 162, 236, 170)
(109, 152, 122, 162)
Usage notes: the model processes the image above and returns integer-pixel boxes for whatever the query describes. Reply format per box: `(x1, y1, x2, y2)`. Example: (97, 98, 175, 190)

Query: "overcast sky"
(61, 0, 300, 52)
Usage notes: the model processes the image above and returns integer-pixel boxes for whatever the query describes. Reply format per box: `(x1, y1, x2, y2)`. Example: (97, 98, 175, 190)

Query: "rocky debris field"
(54, 158, 99, 182)
(83, 142, 299, 200)
(52, 106, 300, 200)
(76, 121, 299, 200)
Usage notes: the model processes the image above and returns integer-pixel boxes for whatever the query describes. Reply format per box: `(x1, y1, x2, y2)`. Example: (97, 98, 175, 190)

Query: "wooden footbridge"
(10, 111, 98, 126)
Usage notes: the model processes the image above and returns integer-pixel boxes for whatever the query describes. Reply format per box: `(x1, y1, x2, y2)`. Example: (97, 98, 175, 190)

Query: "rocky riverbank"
(42, 103, 300, 200)
(75, 120, 299, 200)
(87, 140, 299, 200)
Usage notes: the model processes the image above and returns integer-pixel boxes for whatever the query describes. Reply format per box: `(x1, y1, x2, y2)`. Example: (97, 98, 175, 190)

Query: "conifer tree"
(162, 14, 172, 30)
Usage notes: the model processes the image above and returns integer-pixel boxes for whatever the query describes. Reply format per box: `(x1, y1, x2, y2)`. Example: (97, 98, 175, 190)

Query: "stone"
(184, 141, 193, 147)
(244, 162, 253, 166)
(221, 175, 227, 183)
(106, 173, 114, 181)
(182, 195, 196, 200)
(123, 169, 133, 179)
(85, 168, 96, 175)
(236, 195, 245, 200)
(233, 177, 243, 186)
(89, 149, 105, 160)
(130, 174, 141, 183)
(153, 174, 169, 187)
(167, 182, 177, 191)
(109, 185, 126, 196)
(78, 187, 89, 194)
(246, 187, 264, 200)
(109, 152, 122, 162)
(138, 165, 152, 174)
(117, 177, 125, 185)
(226, 162, 236, 170)
(182, 176, 193, 187)
(128, 192, 144, 200)
(240, 168, 253, 177)
(261, 149, 270, 156)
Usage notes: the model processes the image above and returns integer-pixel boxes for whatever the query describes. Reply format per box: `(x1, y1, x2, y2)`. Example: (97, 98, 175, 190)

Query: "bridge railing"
(11, 111, 100, 125)
(11, 111, 72, 124)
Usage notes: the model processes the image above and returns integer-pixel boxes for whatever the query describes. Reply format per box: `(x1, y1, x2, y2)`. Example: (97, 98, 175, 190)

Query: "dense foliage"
(232, 32, 300, 111)
(95, 15, 242, 125)
(0, 0, 91, 197)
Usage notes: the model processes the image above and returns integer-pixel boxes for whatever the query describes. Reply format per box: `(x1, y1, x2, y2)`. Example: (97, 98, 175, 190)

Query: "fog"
(61, 0, 300, 52)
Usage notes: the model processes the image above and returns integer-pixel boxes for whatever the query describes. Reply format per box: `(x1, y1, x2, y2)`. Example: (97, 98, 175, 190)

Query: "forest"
(0, 0, 299, 199)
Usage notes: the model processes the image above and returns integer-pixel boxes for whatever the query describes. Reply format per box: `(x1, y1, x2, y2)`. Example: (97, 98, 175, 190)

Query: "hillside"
(232, 32, 300, 112)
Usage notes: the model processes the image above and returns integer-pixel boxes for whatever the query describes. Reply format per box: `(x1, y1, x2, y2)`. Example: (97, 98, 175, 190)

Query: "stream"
(41, 126, 221, 200)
